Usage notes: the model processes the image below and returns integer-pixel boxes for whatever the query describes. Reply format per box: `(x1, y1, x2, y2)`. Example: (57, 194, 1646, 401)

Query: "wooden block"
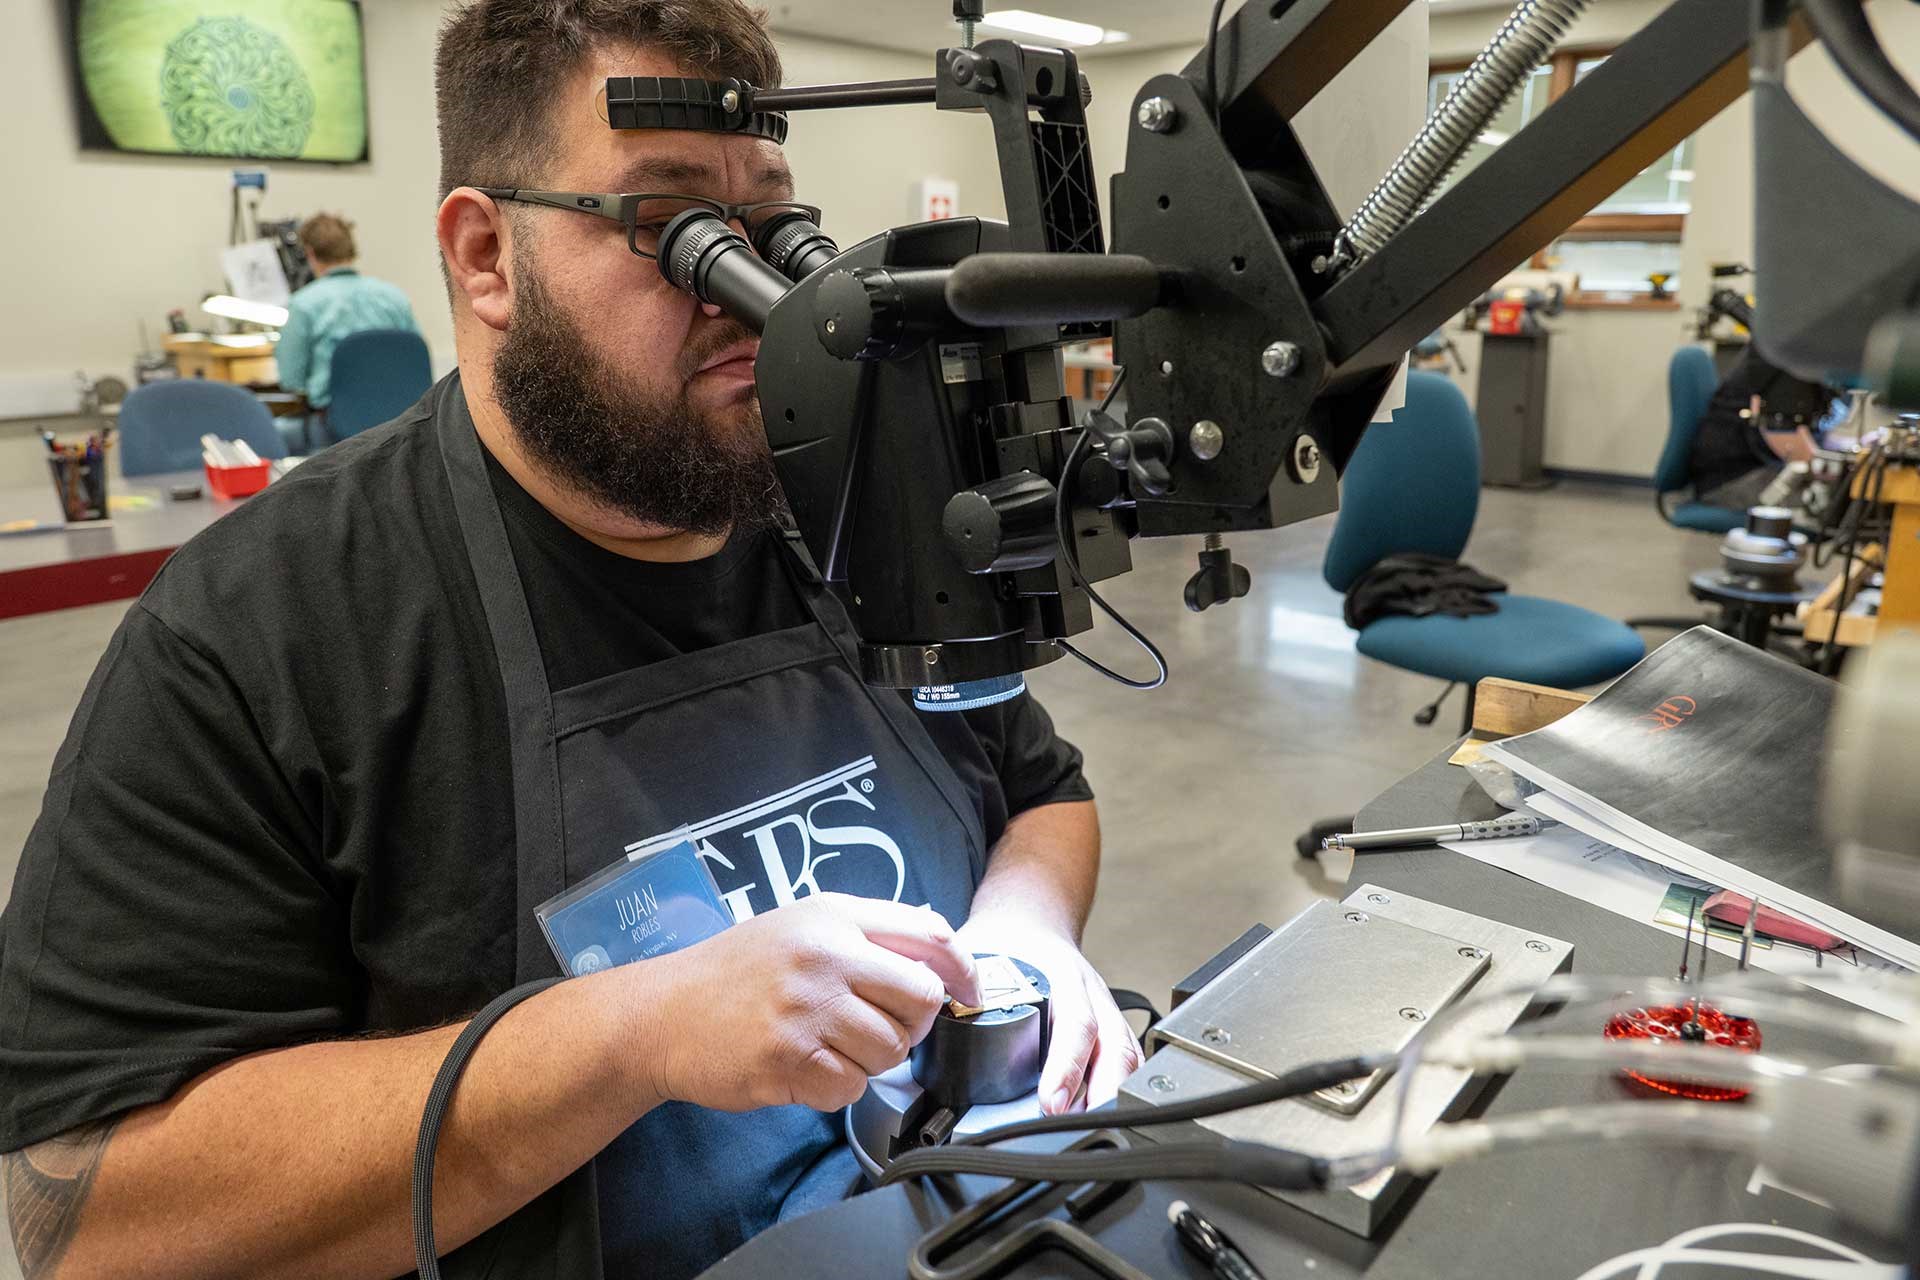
(1800, 543, 1883, 646)
(1883, 500, 1920, 626)
(1470, 677, 1591, 739)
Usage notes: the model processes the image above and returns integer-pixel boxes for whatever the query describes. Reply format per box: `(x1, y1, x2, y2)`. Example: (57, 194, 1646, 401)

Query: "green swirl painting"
(74, 0, 368, 163)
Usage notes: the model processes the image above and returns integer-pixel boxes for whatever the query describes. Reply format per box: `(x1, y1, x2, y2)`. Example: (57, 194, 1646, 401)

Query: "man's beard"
(492, 269, 783, 537)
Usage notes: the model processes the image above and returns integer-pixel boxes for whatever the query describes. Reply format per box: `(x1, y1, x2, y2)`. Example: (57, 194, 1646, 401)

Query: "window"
(1426, 46, 1698, 306)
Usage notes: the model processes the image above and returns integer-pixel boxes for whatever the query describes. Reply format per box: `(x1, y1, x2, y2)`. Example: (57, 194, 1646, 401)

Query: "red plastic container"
(205, 460, 272, 499)
(1488, 298, 1526, 336)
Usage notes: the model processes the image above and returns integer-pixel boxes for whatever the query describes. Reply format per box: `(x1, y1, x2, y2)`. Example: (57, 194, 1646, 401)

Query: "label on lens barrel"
(913, 674, 1026, 712)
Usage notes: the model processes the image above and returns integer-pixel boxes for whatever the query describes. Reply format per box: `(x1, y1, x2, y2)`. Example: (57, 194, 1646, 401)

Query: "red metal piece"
(1602, 1003, 1762, 1102)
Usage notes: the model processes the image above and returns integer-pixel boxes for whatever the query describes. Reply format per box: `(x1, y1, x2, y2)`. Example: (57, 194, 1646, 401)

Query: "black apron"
(432, 378, 989, 1279)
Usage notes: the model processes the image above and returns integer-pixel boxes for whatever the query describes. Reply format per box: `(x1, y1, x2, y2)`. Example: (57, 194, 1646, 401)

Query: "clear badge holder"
(535, 825, 732, 976)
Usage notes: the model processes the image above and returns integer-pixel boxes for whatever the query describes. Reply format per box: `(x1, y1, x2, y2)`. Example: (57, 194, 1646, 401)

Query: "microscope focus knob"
(942, 471, 1059, 574)
(815, 266, 951, 361)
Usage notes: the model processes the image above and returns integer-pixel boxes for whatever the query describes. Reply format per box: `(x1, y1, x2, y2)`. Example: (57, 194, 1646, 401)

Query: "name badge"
(535, 838, 732, 977)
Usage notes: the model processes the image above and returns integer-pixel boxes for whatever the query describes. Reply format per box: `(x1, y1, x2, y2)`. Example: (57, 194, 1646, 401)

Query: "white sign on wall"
(220, 239, 291, 307)
(912, 177, 959, 222)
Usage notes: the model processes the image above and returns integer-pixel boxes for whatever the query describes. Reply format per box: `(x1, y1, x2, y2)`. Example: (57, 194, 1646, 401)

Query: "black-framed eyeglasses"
(473, 188, 822, 260)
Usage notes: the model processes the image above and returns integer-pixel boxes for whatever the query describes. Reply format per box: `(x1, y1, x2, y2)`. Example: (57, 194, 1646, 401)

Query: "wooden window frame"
(1430, 44, 1684, 310)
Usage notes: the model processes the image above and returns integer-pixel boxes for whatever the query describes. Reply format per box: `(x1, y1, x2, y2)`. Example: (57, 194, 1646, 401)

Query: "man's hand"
(645, 894, 981, 1115)
(953, 915, 1142, 1115)
(1761, 424, 1818, 464)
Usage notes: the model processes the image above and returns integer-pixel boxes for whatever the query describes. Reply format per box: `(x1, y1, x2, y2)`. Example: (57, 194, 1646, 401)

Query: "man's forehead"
(561, 44, 792, 195)
(607, 146, 792, 194)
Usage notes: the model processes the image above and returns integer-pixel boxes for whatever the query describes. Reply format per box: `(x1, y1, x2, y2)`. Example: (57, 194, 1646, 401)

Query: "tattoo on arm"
(4, 1117, 121, 1280)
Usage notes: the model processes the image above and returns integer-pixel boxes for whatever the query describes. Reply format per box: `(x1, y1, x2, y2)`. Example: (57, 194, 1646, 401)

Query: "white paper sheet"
(220, 239, 291, 307)
(1485, 741, 1920, 974)
(1445, 824, 1917, 1023)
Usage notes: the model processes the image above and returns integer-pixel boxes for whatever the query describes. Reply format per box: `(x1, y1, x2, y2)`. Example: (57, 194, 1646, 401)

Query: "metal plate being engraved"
(1147, 897, 1489, 1114)
(1118, 886, 1573, 1237)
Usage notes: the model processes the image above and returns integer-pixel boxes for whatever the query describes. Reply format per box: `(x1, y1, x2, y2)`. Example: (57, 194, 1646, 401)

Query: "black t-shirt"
(1688, 349, 1834, 497)
(0, 378, 1090, 1151)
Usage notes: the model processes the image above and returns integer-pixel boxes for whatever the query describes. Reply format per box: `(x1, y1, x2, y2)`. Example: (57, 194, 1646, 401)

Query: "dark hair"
(298, 212, 357, 265)
(435, 0, 782, 202)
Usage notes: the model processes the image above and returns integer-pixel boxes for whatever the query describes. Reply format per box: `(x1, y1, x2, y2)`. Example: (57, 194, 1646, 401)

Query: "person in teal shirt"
(276, 212, 420, 445)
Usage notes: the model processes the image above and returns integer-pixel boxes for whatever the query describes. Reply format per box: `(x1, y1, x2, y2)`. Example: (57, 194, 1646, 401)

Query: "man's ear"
(439, 188, 514, 332)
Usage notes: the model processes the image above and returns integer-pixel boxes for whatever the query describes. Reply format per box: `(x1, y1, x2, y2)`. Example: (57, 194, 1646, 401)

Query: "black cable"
(954, 1054, 1376, 1149)
(1801, 0, 1920, 145)
(1817, 443, 1886, 674)
(412, 976, 565, 1280)
(1204, 0, 1231, 129)
(877, 1137, 1330, 1192)
(1052, 408, 1169, 690)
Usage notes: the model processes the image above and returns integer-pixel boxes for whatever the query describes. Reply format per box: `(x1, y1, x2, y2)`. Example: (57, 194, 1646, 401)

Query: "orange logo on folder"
(1640, 695, 1697, 732)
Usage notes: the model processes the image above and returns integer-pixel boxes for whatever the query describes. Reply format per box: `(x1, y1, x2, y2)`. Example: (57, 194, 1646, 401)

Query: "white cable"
(1379, 973, 1920, 1180)
(1391, 1101, 1770, 1177)
(1572, 1222, 1894, 1280)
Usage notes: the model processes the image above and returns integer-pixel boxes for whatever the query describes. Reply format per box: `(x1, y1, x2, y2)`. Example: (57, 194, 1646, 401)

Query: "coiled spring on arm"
(1326, 0, 1589, 271)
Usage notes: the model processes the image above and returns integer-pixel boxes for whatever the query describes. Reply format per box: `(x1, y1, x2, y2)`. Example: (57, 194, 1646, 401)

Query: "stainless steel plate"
(1147, 897, 1489, 1114)
(1119, 885, 1573, 1236)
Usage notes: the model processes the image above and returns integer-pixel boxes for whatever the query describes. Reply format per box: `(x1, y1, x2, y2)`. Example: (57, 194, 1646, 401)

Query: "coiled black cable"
(411, 977, 565, 1280)
(1800, 0, 1920, 145)
(1052, 368, 1169, 690)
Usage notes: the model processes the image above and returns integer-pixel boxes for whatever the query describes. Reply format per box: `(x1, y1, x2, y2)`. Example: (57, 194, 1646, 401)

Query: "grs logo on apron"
(625, 755, 917, 921)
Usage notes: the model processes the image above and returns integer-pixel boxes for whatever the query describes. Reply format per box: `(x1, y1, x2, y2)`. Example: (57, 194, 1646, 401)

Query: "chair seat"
(1671, 501, 1745, 533)
(1355, 595, 1646, 689)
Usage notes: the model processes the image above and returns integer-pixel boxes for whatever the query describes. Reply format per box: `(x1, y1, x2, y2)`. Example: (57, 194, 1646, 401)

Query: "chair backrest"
(1322, 371, 1481, 593)
(117, 380, 287, 476)
(326, 329, 433, 440)
(1653, 345, 1719, 495)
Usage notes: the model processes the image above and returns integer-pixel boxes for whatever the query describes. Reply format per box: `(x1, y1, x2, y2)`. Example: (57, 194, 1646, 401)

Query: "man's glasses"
(473, 188, 822, 260)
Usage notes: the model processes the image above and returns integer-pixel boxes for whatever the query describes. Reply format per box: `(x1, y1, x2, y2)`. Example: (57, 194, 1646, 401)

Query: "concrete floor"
(0, 481, 1719, 1276)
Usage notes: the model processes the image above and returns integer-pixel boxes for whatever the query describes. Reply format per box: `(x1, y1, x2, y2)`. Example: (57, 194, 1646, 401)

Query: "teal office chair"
(319, 329, 433, 445)
(1327, 372, 1645, 720)
(1627, 346, 1745, 634)
(1653, 345, 1745, 533)
(1296, 372, 1645, 857)
(118, 380, 287, 476)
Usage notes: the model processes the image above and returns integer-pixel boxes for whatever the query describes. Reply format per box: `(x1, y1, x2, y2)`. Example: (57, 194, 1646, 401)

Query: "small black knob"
(943, 471, 1059, 574)
(1183, 539, 1251, 612)
(813, 266, 953, 362)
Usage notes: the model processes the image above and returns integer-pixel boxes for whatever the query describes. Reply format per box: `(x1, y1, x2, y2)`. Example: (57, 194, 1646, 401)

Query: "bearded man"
(0, 3, 1136, 1278)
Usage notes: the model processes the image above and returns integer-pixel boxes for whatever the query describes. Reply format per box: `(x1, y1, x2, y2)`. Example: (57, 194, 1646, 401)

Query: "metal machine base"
(1116, 884, 1572, 1236)
(847, 1063, 1044, 1184)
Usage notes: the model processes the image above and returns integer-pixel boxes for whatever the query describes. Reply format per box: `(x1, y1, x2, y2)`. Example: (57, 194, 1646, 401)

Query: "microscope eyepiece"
(655, 208, 793, 330)
(752, 209, 841, 282)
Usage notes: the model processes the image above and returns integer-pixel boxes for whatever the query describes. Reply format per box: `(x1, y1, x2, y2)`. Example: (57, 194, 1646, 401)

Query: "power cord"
(1204, 0, 1231, 130)
(956, 1054, 1378, 1149)
(1052, 369, 1169, 690)
(1800, 0, 1920, 144)
(411, 976, 564, 1279)
(1817, 441, 1888, 674)
(877, 1136, 1331, 1192)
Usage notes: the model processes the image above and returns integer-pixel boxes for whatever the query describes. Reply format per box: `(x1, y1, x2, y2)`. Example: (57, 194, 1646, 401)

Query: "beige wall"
(1, 0, 451, 413)
(0, 3, 1005, 418)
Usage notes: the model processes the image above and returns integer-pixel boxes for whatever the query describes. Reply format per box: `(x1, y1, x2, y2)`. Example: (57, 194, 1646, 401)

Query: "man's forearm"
(8, 964, 667, 1280)
(969, 799, 1100, 939)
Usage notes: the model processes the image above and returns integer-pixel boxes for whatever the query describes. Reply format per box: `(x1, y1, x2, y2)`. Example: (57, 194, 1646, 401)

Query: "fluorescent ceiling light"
(980, 10, 1129, 45)
(202, 295, 290, 327)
